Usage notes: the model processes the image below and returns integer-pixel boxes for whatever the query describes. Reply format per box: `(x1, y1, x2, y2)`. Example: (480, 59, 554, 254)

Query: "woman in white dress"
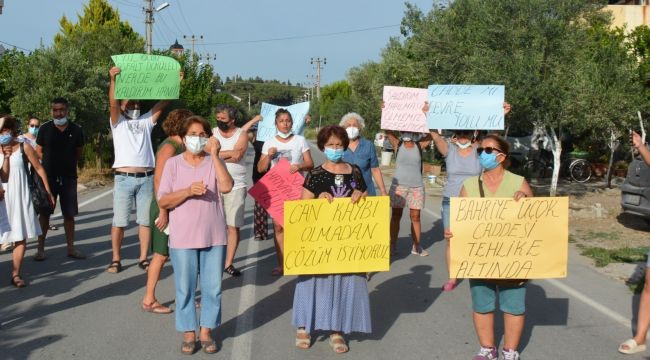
(0, 116, 53, 287)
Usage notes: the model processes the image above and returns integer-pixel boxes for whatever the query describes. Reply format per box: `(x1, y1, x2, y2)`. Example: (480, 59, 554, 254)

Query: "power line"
(175, 0, 195, 35)
(0, 40, 30, 52)
(110, 0, 141, 8)
(154, 24, 399, 47)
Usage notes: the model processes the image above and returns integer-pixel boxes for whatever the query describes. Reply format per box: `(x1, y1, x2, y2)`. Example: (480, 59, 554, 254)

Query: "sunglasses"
(29, 124, 39, 128)
(477, 147, 504, 155)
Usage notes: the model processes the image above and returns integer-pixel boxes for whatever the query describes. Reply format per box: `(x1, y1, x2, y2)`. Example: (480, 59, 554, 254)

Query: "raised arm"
(109, 67, 122, 127)
(0, 145, 10, 183)
(422, 101, 449, 156)
(385, 130, 400, 152)
(241, 114, 262, 132)
(632, 131, 650, 166)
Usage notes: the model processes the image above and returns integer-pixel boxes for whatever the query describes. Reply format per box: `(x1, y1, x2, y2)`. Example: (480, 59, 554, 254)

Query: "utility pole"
(199, 53, 216, 65)
(183, 35, 203, 60)
(310, 57, 326, 100)
(145, 0, 153, 54)
(144, 1, 170, 54)
(305, 74, 316, 102)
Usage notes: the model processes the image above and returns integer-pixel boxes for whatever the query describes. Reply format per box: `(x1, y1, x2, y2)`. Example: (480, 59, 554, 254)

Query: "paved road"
(0, 146, 644, 359)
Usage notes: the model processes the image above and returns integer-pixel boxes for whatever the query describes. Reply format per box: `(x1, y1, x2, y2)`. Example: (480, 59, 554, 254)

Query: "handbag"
(20, 143, 53, 215)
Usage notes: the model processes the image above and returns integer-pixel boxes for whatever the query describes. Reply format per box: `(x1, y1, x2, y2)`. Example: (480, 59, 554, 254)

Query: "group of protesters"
(1, 65, 649, 360)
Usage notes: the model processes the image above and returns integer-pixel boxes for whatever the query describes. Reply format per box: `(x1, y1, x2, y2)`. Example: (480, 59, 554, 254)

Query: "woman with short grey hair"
(339, 112, 387, 197)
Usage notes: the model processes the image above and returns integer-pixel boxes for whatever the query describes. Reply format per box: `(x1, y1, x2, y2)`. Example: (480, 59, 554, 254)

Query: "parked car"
(621, 157, 650, 221)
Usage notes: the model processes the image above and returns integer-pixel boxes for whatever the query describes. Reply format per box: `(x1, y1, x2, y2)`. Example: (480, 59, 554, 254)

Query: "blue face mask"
(324, 147, 344, 162)
(28, 127, 39, 136)
(0, 134, 13, 145)
(478, 151, 500, 170)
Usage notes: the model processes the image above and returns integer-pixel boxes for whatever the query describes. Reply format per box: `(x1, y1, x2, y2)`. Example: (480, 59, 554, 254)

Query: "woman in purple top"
(158, 115, 233, 355)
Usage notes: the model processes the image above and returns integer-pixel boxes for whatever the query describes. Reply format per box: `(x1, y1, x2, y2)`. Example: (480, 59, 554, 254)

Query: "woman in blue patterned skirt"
(292, 125, 371, 354)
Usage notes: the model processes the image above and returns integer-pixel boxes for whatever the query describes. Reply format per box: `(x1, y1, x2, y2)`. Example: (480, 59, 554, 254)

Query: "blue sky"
(0, 0, 433, 85)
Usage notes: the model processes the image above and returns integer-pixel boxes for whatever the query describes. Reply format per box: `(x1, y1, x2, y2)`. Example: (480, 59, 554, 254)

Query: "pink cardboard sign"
(248, 158, 304, 226)
(381, 86, 429, 133)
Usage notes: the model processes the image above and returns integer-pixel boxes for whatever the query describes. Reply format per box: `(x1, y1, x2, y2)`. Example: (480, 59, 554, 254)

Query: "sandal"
(271, 266, 283, 276)
(619, 338, 647, 354)
(10, 274, 26, 288)
(33, 250, 46, 262)
(329, 333, 349, 354)
(138, 259, 150, 271)
(180, 340, 196, 355)
(106, 260, 122, 274)
(411, 247, 429, 256)
(200, 339, 218, 354)
(295, 328, 311, 349)
(142, 299, 173, 314)
(224, 265, 241, 277)
(67, 249, 86, 260)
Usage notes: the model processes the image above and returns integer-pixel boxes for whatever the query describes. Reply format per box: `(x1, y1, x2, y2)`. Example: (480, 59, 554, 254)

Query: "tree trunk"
(606, 129, 620, 189)
(549, 127, 562, 197)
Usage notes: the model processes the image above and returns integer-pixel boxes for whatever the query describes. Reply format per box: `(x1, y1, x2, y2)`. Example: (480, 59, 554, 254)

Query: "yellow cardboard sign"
(283, 196, 391, 275)
(450, 197, 568, 279)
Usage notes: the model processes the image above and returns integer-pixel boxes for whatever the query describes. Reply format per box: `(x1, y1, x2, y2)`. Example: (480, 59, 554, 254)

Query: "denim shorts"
(112, 174, 153, 227)
(441, 196, 450, 230)
(469, 279, 527, 315)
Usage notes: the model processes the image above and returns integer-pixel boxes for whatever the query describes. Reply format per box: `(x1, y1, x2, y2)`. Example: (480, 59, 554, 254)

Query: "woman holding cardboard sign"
(446, 134, 532, 360)
(424, 101, 511, 292)
(385, 130, 431, 256)
(257, 109, 314, 276)
(292, 125, 370, 354)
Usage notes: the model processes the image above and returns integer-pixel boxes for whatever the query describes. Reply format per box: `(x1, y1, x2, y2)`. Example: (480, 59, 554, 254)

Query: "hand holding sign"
(111, 54, 181, 100)
(449, 196, 568, 279)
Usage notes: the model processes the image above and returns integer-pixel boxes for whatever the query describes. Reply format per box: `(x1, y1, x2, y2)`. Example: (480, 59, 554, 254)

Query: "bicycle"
(522, 148, 592, 183)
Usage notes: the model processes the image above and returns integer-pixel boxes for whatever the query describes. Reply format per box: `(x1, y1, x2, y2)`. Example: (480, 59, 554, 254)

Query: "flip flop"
(142, 299, 173, 314)
(442, 280, 458, 292)
(619, 338, 647, 354)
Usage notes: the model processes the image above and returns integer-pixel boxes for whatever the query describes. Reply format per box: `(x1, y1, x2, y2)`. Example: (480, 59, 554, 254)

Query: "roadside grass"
(577, 245, 648, 267)
(78, 167, 113, 184)
(576, 244, 648, 293)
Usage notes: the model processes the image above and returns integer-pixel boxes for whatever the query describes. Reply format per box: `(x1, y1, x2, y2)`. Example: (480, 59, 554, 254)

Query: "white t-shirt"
(110, 110, 155, 168)
(213, 127, 247, 190)
(262, 135, 310, 168)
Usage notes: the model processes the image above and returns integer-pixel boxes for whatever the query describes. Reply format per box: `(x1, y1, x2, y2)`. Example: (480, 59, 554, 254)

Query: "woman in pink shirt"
(158, 115, 233, 355)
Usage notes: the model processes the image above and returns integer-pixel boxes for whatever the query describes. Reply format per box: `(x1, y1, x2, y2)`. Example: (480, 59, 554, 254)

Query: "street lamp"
(155, 2, 170, 11)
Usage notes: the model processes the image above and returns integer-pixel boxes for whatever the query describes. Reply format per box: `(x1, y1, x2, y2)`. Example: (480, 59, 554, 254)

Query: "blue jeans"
(112, 174, 153, 227)
(170, 246, 225, 332)
(441, 197, 450, 230)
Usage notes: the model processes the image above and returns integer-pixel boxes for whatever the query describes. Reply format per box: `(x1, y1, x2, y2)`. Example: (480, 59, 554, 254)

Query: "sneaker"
(411, 247, 429, 256)
(473, 346, 498, 360)
(502, 348, 520, 360)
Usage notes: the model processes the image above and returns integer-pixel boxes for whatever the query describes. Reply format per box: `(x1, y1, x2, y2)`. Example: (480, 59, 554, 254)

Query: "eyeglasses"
(477, 147, 504, 155)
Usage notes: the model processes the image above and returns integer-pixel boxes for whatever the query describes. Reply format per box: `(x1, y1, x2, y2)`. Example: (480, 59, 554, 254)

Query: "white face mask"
(346, 126, 360, 140)
(53, 117, 68, 126)
(277, 130, 293, 139)
(125, 109, 140, 120)
(185, 136, 208, 154)
(456, 140, 472, 149)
